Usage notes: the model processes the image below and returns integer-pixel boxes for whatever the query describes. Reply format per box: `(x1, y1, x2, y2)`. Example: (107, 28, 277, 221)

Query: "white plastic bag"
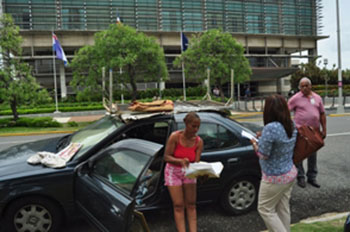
(185, 161, 224, 179)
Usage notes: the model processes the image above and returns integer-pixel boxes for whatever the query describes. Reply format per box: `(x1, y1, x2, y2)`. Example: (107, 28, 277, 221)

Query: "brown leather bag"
(293, 125, 324, 164)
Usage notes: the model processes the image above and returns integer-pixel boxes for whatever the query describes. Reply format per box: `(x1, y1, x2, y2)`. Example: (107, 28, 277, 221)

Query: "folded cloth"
(27, 143, 82, 168)
(27, 151, 66, 168)
(27, 152, 54, 165)
(41, 154, 67, 168)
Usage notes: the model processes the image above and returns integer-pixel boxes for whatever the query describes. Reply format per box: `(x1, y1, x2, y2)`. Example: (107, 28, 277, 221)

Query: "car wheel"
(4, 196, 63, 232)
(220, 177, 259, 215)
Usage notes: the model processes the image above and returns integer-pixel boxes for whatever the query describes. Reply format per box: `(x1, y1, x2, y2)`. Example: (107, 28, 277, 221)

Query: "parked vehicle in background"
(0, 107, 261, 232)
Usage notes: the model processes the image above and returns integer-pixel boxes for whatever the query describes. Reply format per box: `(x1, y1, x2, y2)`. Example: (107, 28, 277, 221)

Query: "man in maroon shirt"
(288, 77, 327, 188)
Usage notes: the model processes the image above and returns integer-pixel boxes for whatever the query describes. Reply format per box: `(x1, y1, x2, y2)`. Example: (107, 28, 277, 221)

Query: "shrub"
(67, 121, 79, 127)
(0, 117, 62, 128)
(16, 117, 62, 127)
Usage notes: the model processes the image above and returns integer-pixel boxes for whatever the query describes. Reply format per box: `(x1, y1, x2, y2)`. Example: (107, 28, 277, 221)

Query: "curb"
(260, 212, 349, 231)
(328, 113, 350, 117)
(300, 212, 349, 224)
(230, 112, 263, 118)
(0, 130, 76, 137)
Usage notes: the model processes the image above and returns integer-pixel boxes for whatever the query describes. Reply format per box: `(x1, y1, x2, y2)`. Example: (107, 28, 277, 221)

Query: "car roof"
(115, 139, 163, 156)
(116, 100, 232, 123)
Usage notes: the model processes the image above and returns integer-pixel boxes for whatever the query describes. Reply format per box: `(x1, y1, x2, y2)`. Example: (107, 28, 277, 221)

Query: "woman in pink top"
(164, 112, 203, 232)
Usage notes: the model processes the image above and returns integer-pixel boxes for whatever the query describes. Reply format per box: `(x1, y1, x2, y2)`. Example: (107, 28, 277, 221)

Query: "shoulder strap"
(195, 135, 200, 146)
(176, 131, 182, 143)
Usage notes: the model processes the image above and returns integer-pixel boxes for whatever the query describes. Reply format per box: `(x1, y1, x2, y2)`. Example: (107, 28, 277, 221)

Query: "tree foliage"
(70, 24, 168, 101)
(290, 60, 350, 90)
(174, 29, 252, 101)
(0, 14, 51, 120)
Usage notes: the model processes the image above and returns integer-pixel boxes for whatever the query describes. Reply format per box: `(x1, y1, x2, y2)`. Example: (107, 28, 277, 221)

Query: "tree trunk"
(130, 76, 138, 102)
(10, 98, 19, 121)
(131, 84, 138, 102)
(219, 84, 225, 102)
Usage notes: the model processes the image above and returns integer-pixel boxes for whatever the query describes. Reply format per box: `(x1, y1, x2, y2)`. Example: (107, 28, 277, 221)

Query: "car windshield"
(70, 116, 124, 159)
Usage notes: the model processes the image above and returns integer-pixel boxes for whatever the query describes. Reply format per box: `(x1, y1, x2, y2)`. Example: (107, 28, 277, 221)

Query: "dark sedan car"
(0, 109, 261, 232)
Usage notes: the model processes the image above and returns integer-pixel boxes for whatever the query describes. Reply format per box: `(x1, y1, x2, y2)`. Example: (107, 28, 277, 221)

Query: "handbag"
(344, 213, 350, 232)
(293, 125, 324, 164)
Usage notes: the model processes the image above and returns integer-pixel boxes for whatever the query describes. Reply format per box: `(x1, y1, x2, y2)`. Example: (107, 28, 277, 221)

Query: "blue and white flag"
(181, 32, 188, 52)
(116, 10, 122, 24)
(52, 33, 68, 66)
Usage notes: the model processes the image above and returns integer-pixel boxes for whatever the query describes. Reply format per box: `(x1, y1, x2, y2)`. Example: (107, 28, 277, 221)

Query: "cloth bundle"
(27, 143, 82, 168)
(128, 100, 174, 112)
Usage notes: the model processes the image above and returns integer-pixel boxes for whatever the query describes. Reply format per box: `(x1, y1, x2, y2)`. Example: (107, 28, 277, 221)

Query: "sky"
(317, 0, 350, 70)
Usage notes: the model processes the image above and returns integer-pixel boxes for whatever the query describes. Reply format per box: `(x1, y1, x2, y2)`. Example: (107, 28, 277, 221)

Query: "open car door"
(74, 139, 162, 232)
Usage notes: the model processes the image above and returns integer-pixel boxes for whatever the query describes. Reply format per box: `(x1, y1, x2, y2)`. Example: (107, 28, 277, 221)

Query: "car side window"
(178, 122, 240, 151)
(124, 121, 169, 145)
(93, 149, 150, 194)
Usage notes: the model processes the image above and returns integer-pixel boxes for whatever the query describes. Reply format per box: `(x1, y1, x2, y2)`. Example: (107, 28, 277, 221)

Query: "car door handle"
(111, 205, 121, 215)
(227, 157, 239, 164)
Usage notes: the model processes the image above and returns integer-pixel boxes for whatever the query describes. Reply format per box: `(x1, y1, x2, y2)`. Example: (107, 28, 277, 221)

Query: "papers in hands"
(185, 161, 224, 179)
(241, 130, 258, 142)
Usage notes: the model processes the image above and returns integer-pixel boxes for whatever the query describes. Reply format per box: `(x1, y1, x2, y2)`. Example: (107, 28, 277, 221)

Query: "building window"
(183, 0, 203, 32)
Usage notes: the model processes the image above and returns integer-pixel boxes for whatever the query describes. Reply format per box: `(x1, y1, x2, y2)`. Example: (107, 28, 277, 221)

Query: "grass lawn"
(291, 216, 346, 232)
(0, 122, 92, 135)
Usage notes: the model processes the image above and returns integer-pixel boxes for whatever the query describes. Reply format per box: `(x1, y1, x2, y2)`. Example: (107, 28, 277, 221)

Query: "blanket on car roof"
(128, 100, 174, 112)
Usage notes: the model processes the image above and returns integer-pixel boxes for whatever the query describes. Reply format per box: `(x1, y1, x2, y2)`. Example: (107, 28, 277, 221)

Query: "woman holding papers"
(250, 95, 297, 232)
(164, 112, 203, 232)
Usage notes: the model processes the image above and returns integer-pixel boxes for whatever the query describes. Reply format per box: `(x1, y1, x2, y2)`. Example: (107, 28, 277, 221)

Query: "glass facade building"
(4, 0, 319, 36)
(2, 0, 325, 96)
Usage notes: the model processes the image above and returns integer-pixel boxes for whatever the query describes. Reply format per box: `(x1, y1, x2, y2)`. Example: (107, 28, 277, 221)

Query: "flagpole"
(181, 32, 186, 101)
(120, 67, 124, 104)
(52, 32, 60, 113)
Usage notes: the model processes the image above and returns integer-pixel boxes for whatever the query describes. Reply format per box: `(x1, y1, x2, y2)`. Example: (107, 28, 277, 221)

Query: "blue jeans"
(296, 152, 318, 181)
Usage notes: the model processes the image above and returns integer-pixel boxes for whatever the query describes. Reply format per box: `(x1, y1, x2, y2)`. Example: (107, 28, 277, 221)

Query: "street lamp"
(323, 58, 328, 98)
(336, 0, 344, 113)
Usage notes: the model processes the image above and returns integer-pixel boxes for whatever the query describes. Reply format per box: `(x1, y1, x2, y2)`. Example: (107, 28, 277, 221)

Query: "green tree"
(290, 60, 323, 89)
(174, 29, 252, 101)
(70, 24, 168, 101)
(0, 14, 51, 120)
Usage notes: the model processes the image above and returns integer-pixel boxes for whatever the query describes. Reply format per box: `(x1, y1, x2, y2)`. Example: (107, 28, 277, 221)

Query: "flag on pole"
(52, 33, 68, 66)
(181, 32, 188, 52)
(116, 10, 122, 24)
(180, 32, 188, 101)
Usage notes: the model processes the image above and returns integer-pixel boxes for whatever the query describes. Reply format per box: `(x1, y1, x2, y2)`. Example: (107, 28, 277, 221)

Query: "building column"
(308, 48, 316, 63)
(59, 63, 67, 98)
(159, 81, 165, 91)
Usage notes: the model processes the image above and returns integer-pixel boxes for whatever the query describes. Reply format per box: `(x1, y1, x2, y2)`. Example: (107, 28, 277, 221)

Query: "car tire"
(220, 176, 259, 215)
(3, 196, 63, 232)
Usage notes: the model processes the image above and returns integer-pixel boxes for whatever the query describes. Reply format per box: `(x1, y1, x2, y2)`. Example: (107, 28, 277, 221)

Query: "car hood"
(0, 137, 62, 177)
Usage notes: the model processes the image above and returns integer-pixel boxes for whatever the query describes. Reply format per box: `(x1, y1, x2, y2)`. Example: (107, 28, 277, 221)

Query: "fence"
(233, 94, 350, 112)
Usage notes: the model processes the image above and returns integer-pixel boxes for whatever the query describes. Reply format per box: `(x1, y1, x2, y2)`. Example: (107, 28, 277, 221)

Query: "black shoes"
(307, 179, 321, 188)
(297, 178, 321, 188)
(297, 178, 306, 188)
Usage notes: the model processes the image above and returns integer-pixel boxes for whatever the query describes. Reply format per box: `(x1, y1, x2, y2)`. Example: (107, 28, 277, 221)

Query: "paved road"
(1, 116, 350, 232)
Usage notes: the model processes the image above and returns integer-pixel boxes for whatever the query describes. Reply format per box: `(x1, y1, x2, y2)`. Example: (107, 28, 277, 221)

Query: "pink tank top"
(173, 131, 200, 162)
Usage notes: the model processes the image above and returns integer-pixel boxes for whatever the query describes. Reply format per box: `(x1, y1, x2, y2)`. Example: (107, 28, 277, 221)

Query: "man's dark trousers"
(296, 152, 317, 181)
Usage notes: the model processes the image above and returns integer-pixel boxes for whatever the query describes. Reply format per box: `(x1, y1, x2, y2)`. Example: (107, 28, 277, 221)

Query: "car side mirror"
(75, 161, 91, 176)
